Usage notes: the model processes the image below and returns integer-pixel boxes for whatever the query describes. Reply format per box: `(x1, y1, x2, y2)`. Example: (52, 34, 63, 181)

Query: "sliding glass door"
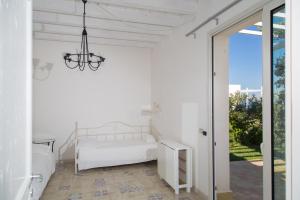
(210, 1, 287, 199)
(263, 1, 285, 200)
(271, 5, 286, 200)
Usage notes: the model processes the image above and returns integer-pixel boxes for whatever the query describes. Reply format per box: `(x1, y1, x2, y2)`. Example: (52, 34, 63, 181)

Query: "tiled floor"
(230, 161, 263, 200)
(41, 161, 202, 200)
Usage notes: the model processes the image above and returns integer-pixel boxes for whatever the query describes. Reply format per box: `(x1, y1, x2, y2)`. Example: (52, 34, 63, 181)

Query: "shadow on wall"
(33, 58, 54, 81)
(150, 125, 162, 142)
(60, 143, 75, 161)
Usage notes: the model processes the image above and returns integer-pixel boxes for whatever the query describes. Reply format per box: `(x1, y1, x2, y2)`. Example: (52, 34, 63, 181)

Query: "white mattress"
(77, 137, 157, 170)
(32, 144, 55, 200)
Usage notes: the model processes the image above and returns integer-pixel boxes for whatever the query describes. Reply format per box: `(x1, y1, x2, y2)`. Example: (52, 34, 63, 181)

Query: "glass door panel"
(271, 5, 286, 200)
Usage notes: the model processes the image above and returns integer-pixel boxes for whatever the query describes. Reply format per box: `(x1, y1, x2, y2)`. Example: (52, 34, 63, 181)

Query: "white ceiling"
(33, 0, 200, 48)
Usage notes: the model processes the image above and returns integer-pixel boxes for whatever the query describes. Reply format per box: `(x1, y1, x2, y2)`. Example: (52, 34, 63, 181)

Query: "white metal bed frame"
(58, 121, 151, 174)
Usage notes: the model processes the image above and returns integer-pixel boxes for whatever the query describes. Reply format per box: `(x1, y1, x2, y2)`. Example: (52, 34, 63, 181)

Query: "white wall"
(151, 25, 209, 196)
(0, 0, 32, 199)
(32, 0, 280, 198)
(33, 40, 151, 160)
(151, 0, 268, 197)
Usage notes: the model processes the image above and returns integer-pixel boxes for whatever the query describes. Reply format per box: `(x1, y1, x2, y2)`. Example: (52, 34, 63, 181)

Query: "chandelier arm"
(79, 65, 85, 71)
(94, 55, 105, 62)
(88, 62, 101, 71)
(78, 54, 84, 71)
(85, 33, 90, 63)
(82, 0, 87, 71)
(90, 56, 103, 70)
(82, 35, 86, 68)
(64, 54, 80, 69)
(65, 58, 79, 69)
(82, 34, 86, 70)
(80, 31, 84, 61)
(76, 34, 83, 70)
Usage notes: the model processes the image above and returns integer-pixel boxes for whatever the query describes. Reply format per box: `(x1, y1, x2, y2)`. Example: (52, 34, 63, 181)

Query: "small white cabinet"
(158, 140, 192, 194)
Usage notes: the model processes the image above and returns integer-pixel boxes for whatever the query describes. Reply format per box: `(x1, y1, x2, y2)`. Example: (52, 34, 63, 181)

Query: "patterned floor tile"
(41, 161, 203, 200)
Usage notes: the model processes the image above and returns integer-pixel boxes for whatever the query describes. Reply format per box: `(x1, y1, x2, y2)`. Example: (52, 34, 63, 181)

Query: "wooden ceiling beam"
(82, 0, 198, 16)
(33, 30, 159, 43)
(33, 21, 168, 37)
(33, 9, 177, 28)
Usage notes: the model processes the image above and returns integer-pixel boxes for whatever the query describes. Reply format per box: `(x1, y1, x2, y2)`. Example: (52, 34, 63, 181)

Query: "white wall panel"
(0, 0, 32, 199)
(289, 0, 300, 199)
(151, 0, 268, 197)
(33, 40, 151, 160)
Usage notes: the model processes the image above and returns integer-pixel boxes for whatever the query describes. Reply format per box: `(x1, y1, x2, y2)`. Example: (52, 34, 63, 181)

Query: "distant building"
(229, 84, 242, 95)
(229, 84, 263, 97)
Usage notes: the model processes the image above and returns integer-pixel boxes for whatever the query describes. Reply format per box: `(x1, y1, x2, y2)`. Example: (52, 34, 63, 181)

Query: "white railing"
(240, 87, 263, 97)
(76, 121, 150, 139)
(229, 86, 263, 97)
(57, 123, 77, 162)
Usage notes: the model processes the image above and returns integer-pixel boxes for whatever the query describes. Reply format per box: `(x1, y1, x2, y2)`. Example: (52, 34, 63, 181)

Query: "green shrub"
(229, 92, 262, 146)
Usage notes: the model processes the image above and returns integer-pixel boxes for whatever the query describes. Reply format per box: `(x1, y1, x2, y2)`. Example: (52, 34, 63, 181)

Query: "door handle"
(28, 174, 43, 198)
(31, 174, 43, 183)
(198, 128, 207, 136)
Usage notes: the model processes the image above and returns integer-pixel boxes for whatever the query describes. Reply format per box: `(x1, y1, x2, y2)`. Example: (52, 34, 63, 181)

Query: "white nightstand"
(158, 139, 192, 194)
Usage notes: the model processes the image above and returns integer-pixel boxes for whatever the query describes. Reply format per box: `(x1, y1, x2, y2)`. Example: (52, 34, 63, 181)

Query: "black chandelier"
(64, 0, 105, 71)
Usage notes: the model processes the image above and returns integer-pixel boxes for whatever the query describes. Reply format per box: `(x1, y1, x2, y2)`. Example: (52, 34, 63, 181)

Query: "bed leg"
(75, 163, 78, 175)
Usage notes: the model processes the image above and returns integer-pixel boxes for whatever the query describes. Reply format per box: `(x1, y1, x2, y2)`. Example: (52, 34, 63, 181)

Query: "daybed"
(70, 122, 157, 174)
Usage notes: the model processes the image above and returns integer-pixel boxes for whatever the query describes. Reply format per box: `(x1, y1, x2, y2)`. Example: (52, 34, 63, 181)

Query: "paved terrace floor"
(230, 161, 263, 200)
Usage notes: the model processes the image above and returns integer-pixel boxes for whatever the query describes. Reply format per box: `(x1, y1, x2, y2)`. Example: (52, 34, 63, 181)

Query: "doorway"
(228, 20, 263, 200)
(212, 11, 263, 200)
(211, 1, 286, 199)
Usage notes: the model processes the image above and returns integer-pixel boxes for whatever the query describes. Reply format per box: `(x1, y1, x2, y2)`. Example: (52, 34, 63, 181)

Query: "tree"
(272, 24, 285, 155)
(273, 55, 285, 155)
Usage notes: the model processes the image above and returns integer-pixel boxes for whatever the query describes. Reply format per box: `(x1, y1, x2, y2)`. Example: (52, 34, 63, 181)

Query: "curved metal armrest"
(33, 138, 56, 152)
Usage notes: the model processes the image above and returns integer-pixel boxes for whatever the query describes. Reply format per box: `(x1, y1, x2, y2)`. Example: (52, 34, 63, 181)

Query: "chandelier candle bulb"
(63, 0, 105, 71)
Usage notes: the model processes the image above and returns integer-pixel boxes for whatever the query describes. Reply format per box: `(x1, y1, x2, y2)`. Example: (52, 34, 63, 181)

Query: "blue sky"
(229, 30, 262, 89)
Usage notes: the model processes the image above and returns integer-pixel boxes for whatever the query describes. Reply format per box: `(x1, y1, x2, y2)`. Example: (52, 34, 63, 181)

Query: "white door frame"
(262, 1, 285, 200)
(286, 0, 299, 199)
(211, 11, 263, 197)
(207, 4, 265, 199)
(207, 0, 286, 199)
